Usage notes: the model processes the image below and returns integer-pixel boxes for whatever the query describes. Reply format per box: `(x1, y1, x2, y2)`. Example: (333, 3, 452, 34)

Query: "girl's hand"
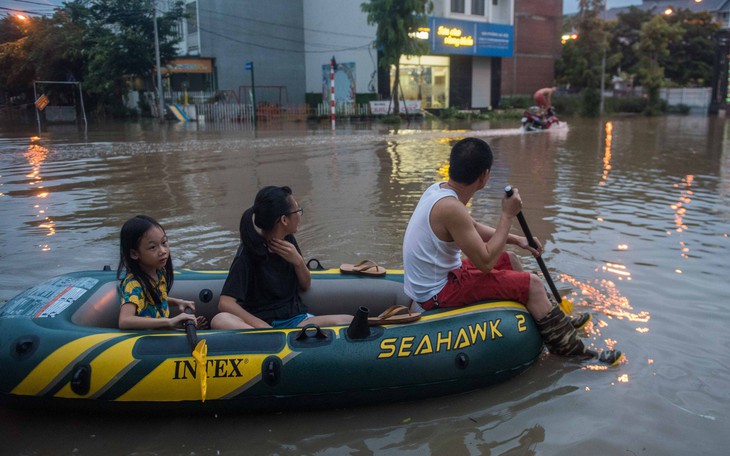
(169, 312, 196, 329)
(175, 299, 195, 314)
(268, 238, 303, 265)
(196, 315, 209, 330)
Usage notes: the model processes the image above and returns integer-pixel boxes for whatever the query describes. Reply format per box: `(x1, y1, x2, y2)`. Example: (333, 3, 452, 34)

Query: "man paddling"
(402, 137, 621, 363)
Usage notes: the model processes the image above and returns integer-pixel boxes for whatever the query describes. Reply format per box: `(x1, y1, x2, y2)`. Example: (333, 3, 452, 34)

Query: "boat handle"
(295, 324, 328, 341)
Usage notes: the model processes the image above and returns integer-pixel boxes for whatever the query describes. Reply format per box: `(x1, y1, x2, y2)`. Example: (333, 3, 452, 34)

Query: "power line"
(197, 6, 374, 40)
(199, 25, 372, 54)
(195, 15, 371, 51)
(7, 0, 60, 7)
(0, 5, 53, 15)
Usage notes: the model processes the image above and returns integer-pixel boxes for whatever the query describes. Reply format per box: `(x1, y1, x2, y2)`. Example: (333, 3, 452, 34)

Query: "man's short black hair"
(449, 137, 493, 184)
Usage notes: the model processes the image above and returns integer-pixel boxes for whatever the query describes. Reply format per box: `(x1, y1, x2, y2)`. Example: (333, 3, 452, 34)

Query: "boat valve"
(346, 306, 371, 340)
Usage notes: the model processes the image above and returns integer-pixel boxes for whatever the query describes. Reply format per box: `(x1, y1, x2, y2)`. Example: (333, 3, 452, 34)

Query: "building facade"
(165, 0, 307, 104)
(167, 0, 559, 110)
(501, 0, 563, 97)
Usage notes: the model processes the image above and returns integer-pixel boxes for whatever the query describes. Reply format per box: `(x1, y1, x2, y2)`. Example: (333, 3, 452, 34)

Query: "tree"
(554, 1, 608, 116)
(664, 10, 719, 86)
(66, 0, 184, 112)
(637, 15, 682, 115)
(0, 1, 184, 115)
(361, 0, 432, 115)
(605, 6, 653, 82)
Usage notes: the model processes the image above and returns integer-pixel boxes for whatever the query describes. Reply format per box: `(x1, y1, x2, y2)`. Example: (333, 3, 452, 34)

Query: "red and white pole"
(330, 56, 336, 130)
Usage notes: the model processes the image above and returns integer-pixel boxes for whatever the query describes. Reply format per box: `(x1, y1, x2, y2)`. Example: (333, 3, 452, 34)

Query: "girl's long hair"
(240, 186, 293, 257)
(117, 215, 173, 304)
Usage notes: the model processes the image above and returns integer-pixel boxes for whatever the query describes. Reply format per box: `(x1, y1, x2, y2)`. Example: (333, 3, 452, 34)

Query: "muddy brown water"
(1, 115, 728, 455)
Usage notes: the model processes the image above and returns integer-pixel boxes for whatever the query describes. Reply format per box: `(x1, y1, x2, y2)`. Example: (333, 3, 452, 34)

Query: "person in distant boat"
(533, 86, 557, 114)
(211, 186, 353, 329)
(402, 137, 621, 362)
(117, 215, 207, 330)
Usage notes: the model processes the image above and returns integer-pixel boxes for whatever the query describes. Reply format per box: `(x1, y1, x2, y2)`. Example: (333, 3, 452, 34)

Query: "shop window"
(451, 0, 465, 14)
(472, 0, 485, 16)
(186, 1, 197, 33)
(394, 56, 450, 109)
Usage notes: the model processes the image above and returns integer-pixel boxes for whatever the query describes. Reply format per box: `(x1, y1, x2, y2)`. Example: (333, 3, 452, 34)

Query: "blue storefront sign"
(428, 17, 513, 57)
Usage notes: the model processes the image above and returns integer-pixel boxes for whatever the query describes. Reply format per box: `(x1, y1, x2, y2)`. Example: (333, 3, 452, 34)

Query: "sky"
(564, 0, 643, 15)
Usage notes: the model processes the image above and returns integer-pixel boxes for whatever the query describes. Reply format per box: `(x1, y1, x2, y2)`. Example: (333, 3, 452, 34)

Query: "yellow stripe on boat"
(116, 342, 295, 402)
(12, 333, 125, 396)
(54, 335, 142, 399)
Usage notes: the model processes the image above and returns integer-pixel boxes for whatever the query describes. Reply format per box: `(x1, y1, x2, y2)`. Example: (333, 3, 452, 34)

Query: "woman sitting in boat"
(117, 215, 207, 330)
(211, 186, 353, 329)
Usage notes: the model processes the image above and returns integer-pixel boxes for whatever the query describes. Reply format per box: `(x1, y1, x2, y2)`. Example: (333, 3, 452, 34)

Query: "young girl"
(117, 215, 206, 330)
(211, 186, 352, 329)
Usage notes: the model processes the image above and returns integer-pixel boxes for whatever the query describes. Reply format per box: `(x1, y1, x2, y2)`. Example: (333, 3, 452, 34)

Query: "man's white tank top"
(403, 182, 462, 302)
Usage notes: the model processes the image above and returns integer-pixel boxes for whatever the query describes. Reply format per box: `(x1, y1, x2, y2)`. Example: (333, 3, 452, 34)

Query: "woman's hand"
(268, 238, 303, 265)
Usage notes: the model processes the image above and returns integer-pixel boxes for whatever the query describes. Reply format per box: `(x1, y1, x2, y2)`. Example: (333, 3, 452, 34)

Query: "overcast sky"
(2, 0, 646, 18)
(564, 0, 643, 14)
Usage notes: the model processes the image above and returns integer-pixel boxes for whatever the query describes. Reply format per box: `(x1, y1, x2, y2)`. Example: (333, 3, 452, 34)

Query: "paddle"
(183, 307, 208, 402)
(504, 186, 573, 314)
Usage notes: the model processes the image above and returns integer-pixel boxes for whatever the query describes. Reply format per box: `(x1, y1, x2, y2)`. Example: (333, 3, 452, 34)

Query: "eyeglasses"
(286, 208, 303, 216)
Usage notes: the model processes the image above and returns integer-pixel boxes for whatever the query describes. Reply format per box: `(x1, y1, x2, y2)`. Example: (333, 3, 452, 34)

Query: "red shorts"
(420, 252, 530, 310)
(534, 94, 547, 108)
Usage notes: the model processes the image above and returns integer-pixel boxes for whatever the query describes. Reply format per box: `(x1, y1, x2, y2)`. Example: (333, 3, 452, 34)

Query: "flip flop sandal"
(339, 259, 386, 277)
(368, 305, 421, 326)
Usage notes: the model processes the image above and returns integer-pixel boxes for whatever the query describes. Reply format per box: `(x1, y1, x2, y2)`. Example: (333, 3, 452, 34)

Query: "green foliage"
(638, 15, 683, 114)
(558, 5, 718, 115)
(361, 0, 432, 114)
(498, 95, 533, 109)
(0, 0, 184, 116)
(605, 6, 652, 80)
(558, 0, 608, 89)
(581, 87, 601, 117)
(664, 10, 719, 86)
(666, 103, 690, 114)
(551, 93, 582, 115)
(604, 95, 647, 113)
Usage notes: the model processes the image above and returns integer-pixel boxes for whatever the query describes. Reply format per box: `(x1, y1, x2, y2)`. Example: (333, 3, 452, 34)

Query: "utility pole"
(153, 6, 165, 121)
(246, 61, 256, 125)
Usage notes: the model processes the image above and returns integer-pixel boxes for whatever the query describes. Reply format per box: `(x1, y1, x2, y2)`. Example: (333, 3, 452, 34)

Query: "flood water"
(1, 114, 729, 455)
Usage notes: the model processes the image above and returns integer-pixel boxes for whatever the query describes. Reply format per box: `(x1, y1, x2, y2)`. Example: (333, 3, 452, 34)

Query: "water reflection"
(601, 121, 612, 185)
(23, 140, 56, 244)
(2, 116, 730, 454)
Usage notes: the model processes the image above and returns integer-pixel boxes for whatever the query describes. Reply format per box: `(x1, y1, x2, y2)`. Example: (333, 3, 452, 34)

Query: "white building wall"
(434, 0, 513, 25)
(302, 0, 378, 97)
(472, 57, 491, 108)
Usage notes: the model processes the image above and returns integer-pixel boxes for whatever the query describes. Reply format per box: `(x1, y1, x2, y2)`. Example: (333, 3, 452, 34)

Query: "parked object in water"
(521, 106, 560, 131)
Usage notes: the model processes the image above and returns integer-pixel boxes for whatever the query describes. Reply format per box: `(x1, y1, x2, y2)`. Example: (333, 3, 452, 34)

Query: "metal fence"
(659, 87, 712, 113)
(193, 102, 371, 122)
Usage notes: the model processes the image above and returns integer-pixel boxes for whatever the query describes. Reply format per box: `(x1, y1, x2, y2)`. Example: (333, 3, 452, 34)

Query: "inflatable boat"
(0, 268, 543, 413)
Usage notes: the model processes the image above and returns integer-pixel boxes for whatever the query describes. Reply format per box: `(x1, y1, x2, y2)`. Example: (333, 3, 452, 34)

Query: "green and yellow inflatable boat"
(0, 269, 543, 413)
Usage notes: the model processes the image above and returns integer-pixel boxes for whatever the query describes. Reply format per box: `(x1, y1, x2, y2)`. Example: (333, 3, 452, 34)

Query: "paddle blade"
(192, 339, 208, 402)
(559, 298, 573, 315)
